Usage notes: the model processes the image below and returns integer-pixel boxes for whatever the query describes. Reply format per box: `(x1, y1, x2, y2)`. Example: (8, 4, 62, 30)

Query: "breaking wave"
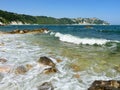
(51, 32, 112, 45)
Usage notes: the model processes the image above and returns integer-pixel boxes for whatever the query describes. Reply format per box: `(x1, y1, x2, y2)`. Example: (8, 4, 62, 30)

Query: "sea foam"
(54, 32, 110, 45)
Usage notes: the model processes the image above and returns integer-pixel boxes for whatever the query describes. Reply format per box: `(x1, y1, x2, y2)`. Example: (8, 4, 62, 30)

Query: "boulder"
(0, 58, 7, 63)
(37, 82, 54, 90)
(88, 80, 120, 90)
(38, 56, 55, 67)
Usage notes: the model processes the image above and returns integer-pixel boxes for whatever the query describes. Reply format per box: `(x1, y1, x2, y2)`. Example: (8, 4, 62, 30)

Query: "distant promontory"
(0, 10, 109, 25)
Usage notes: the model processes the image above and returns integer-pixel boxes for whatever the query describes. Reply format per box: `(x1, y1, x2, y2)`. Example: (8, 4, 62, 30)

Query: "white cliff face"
(10, 21, 23, 25)
(0, 22, 3, 25)
(10, 21, 29, 25)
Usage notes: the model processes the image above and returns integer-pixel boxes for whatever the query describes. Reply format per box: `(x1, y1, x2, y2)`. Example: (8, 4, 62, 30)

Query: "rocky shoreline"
(0, 28, 49, 35)
(0, 56, 120, 90)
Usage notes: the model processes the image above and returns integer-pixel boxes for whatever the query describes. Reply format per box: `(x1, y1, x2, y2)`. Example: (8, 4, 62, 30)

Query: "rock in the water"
(43, 67, 57, 74)
(0, 73, 4, 81)
(19, 30, 24, 34)
(15, 65, 27, 74)
(0, 42, 4, 46)
(88, 80, 120, 90)
(14, 64, 33, 74)
(26, 64, 33, 71)
(70, 64, 80, 72)
(0, 58, 7, 63)
(38, 56, 55, 67)
(37, 82, 54, 90)
(56, 59, 62, 63)
(0, 66, 11, 73)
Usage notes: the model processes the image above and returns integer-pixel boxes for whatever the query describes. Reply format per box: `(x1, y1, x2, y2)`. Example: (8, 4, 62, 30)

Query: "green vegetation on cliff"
(0, 10, 109, 25)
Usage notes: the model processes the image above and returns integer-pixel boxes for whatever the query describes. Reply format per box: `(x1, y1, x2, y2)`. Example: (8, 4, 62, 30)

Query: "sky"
(0, 0, 120, 24)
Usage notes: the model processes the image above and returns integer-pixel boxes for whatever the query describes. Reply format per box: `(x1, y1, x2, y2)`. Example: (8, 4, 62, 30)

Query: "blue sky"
(0, 0, 120, 24)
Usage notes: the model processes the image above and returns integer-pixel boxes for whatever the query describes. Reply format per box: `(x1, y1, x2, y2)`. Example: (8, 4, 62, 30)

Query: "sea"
(0, 25, 120, 90)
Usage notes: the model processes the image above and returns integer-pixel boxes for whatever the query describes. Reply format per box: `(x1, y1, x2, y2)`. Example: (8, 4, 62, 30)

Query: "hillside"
(0, 10, 109, 25)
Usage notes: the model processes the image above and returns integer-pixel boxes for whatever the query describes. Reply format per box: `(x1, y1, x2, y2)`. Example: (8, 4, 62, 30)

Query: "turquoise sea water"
(0, 25, 120, 90)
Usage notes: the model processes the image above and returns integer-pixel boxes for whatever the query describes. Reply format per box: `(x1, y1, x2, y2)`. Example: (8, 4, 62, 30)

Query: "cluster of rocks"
(88, 80, 120, 90)
(0, 28, 49, 34)
(1, 57, 120, 90)
(0, 56, 61, 90)
(0, 56, 58, 74)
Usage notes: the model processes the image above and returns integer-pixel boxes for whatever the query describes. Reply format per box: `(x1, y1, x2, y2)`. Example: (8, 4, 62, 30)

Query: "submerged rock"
(0, 42, 4, 46)
(37, 82, 54, 90)
(14, 65, 27, 74)
(26, 64, 33, 71)
(88, 80, 120, 90)
(70, 64, 80, 72)
(0, 65, 11, 73)
(56, 59, 62, 63)
(0, 73, 4, 81)
(42, 67, 57, 74)
(14, 64, 33, 74)
(0, 58, 7, 63)
(73, 73, 80, 78)
(38, 56, 55, 67)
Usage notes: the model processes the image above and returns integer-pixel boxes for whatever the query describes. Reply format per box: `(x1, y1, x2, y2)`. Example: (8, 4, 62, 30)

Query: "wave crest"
(54, 32, 110, 45)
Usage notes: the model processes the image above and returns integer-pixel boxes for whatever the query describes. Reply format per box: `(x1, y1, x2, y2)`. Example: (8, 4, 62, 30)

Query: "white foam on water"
(0, 34, 119, 90)
(54, 32, 110, 45)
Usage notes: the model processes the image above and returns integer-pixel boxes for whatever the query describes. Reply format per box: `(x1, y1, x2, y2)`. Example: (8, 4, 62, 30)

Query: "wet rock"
(56, 59, 62, 63)
(43, 67, 57, 74)
(25, 64, 33, 71)
(19, 30, 25, 34)
(14, 64, 33, 74)
(38, 56, 55, 67)
(70, 64, 80, 72)
(0, 42, 4, 46)
(114, 65, 120, 72)
(1, 28, 49, 34)
(15, 65, 27, 74)
(0, 66, 11, 73)
(0, 58, 7, 63)
(88, 80, 120, 90)
(13, 29, 20, 33)
(37, 82, 54, 90)
(73, 73, 80, 78)
(0, 73, 4, 81)
(23, 29, 29, 33)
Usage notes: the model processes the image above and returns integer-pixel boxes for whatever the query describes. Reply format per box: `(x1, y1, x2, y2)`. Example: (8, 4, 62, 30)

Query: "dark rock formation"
(88, 80, 120, 90)
(38, 56, 55, 67)
(37, 82, 54, 90)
